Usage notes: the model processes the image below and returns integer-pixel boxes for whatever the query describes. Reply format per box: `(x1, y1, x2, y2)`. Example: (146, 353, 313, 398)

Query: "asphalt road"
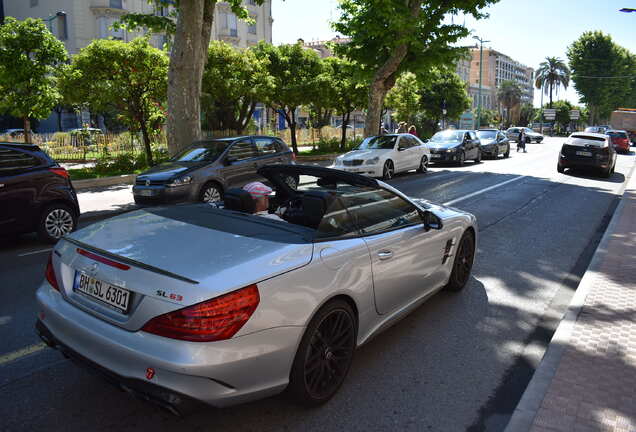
(1, 137, 633, 432)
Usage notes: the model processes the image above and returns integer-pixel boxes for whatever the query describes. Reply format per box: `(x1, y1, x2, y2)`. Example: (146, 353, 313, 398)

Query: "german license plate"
(137, 189, 155, 196)
(74, 272, 131, 313)
(576, 151, 592, 157)
(431, 154, 441, 159)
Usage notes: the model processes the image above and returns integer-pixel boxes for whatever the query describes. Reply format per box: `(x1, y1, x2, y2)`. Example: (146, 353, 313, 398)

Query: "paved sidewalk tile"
(528, 189, 636, 432)
(77, 184, 137, 220)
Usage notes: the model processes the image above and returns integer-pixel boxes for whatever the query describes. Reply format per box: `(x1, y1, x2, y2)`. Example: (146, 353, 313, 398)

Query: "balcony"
(90, 0, 126, 16)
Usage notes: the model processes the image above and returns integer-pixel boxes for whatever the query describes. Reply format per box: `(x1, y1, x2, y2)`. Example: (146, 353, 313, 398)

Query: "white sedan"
(333, 133, 430, 180)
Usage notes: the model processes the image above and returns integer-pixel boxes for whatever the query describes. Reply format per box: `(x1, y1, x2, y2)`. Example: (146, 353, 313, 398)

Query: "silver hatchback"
(133, 136, 296, 205)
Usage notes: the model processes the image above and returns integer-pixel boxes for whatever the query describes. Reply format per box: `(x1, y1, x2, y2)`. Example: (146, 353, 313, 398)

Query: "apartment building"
(469, 47, 534, 112)
(5, 0, 273, 54)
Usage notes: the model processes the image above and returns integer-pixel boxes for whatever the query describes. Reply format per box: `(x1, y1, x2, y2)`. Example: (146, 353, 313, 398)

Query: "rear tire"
(37, 203, 77, 244)
(557, 164, 565, 174)
(474, 150, 482, 164)
(288, 299, 357, 406)
(444, 231, 475, 292)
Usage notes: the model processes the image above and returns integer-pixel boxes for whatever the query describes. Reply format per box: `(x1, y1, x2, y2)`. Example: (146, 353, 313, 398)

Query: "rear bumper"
(559, 155, 610, 170)
(36, 283, 304, 409)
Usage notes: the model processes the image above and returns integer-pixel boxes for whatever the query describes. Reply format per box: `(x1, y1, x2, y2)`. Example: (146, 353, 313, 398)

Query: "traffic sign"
(543, 108, 556, 120)
(569, 110, 580, 120)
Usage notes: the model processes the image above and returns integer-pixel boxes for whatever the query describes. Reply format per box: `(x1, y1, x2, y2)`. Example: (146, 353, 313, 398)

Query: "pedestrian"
(395, 122, 407, 133)
(408, 125, 418, 137)
(517, 128, 527, 153)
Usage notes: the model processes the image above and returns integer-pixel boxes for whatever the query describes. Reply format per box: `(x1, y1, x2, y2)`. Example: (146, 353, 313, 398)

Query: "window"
(315, 195, 358, 239)
(221, 12, 238, 37)
(110, 0, 123, 8)
(30, 0, 38, 7)
(248, 18, 257, 35)
(0, 148, 41, 175)
(248, 0, 257, 4)
(227, 139, 255, 161)
(255, 138, 277, 156)
(469, 131, 478, 140)
(58, 14, 68, 40)
(343, 188, 422, 235)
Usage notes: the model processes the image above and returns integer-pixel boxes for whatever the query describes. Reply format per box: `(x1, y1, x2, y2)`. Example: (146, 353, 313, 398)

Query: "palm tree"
(497, 80, 522, 127)
(535, 57, 570, 108)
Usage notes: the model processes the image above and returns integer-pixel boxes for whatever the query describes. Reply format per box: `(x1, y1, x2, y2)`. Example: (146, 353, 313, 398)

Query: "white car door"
(393, 136, 411, 173)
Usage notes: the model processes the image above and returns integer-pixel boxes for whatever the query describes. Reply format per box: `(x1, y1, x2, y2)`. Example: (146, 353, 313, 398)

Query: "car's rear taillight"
(141, 284, 260, 342)
(45, 252, 60, 291)
(49, 167, 70, 178)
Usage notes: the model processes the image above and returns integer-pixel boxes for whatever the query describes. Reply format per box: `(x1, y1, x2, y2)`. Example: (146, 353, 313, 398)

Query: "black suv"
(0, 143, 80, 243)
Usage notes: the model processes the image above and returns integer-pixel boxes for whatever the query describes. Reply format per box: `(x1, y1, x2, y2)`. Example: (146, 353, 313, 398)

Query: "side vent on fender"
(442, 239, 455, 264)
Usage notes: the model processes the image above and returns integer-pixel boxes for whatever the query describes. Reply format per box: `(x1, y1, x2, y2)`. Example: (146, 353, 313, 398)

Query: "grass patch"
(68, 167, 145, 181)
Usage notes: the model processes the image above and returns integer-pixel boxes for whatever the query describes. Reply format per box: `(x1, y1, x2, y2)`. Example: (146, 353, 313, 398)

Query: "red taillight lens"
(49, 167, 70, 178)
(45, 252, 60, 291)
(141, 285, 260, 342)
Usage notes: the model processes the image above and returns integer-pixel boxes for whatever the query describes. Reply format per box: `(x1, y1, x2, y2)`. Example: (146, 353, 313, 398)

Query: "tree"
(419, 68, 471, 127)
(333, 0, 497, 138)
(253, 42, 323, 153)
(519, 102, 537, 127)
(59, 38, 168, 166)
(0, 17, 68, 143)
(385, 72, 421, 125)
(325, 57, 368, 150)
(535, 57, 570, 108)
(201, 41, 272, 133)
(497, 80, 522, 127)
(116, 0, 264, 155)
(567, 31, 634, 124)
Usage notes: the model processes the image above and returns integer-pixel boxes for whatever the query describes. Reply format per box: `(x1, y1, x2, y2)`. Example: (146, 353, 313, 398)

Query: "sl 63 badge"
(156, 290, 183, 302)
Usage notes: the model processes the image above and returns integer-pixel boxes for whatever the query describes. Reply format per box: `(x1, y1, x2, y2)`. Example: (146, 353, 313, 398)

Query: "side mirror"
(421, 210, 443, 231)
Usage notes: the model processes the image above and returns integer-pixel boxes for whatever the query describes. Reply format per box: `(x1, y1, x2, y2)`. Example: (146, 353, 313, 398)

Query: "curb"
(72, 174, 135, 190)
(504, 159, 636, 432)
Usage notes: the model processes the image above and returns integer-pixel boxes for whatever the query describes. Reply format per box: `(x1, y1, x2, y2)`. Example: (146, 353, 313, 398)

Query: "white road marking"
(17, 248, 52, 257)
(443, 175, 527, 206)
(0, 342, 47, 366)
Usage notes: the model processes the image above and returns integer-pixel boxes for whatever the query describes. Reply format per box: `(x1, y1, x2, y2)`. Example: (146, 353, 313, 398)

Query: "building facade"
(469, 47, 534, 114)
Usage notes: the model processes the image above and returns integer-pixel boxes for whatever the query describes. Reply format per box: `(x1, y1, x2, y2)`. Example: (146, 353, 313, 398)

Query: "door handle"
(0, 184, 4, 188)
(377, 250, 393, 260)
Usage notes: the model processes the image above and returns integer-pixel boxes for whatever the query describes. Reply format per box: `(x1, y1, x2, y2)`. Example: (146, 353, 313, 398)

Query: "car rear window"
(0, 147, 42, 175)
(570, 135, 606, 142)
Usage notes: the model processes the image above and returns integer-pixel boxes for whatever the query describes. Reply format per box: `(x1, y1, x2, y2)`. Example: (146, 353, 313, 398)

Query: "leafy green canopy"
(201, 41, 273, 132)
(534, 56, 570, 108)
(385, 73, 421, 125)
(59, 38, 168, 165)
(567, 31, 636, 123)
(0, 17, 68, 136)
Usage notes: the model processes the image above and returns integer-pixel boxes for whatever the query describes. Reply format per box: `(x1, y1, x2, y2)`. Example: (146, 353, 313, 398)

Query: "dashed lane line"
(443, 175, 527, 206)
(17, 248, 52, 257)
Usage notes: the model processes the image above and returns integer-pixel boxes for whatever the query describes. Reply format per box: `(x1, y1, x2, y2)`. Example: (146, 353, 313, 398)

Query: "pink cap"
(243, 182, 272, 198)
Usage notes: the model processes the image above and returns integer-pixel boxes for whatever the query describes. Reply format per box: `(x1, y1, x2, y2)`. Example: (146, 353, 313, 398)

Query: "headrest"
(302, 191, 335, 229)
(224, 189, 255, 213)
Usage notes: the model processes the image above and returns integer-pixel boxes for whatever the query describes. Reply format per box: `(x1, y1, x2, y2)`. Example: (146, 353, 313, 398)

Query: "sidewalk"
(506, 171, 636, 431)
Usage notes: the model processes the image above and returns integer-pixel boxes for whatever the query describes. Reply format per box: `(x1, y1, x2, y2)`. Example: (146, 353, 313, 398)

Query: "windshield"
(356, 135, 397, 150)
(607, 131, 627, 138)
(172, 141, 229, 162)
(477, 131, 497, 139)
(431, 131, 463, 142)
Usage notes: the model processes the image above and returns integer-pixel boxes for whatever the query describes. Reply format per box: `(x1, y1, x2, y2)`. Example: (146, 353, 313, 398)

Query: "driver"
(243, 182, 285, 222)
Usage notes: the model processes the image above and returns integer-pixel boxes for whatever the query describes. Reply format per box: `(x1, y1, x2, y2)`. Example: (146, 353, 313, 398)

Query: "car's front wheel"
(37, 203, 77, 243)
(382, 160, 394, 180)
(288, 299, 357, 406)
(503, 145, 510, 158)
(417, 155, 428, 173)
(474, 149, 482, 163)
(199, 182, 222, 203)
(444, 230, 475, 292)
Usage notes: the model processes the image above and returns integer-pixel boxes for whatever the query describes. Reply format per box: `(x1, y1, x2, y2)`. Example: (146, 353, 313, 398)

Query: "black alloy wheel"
(417, 155, 428, 173)
(457, 151, 466, 167)
(503, 145, 510, 158)
(382, 160, 394, 180)
(200, 182, 222, 203)
(444, 231, 475, 292)
(474, 149, 482, 164)
(288, 300, 356, 406)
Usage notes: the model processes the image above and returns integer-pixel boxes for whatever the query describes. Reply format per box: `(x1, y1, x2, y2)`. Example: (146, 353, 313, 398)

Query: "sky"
(271, 0, 636, 107)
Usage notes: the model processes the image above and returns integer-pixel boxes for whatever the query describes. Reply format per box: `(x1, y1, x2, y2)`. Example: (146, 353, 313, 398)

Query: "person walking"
(395, 122, 407, 133)
(517, 128, 527, 153)
(408, 125, 418, 137)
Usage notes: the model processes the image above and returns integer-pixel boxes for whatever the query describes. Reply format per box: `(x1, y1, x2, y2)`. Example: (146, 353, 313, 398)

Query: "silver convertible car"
(36, 165, 478, 414)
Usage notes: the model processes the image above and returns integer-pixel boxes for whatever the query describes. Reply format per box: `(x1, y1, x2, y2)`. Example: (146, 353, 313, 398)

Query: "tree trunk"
(549, 84, 553, 108)
(166, 0, 216, 156)
(139, 117, 154, 167)
(340, 112, 350, 151)
(363, 0, 422, 138)
(23, 117, 31, 144)
(55, 106, 63, 132)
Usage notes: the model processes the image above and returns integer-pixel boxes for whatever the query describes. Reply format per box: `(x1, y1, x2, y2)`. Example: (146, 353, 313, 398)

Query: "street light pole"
(473, 35, 490, 130)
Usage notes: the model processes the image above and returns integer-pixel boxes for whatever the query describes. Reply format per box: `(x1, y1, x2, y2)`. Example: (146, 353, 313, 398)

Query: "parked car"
(557, 132, 616, 178)
(333, 133, 429, 180)
(427, 129, 481, 165)
(584, 126, 611, 134)
(606, 129, 631, 153)
(0, 143, 79, 243)
(133, 136, 296, 205)
(36, 164, 477, 412)
(476, 129, 510, 159)
(506, 127, 544, 143)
